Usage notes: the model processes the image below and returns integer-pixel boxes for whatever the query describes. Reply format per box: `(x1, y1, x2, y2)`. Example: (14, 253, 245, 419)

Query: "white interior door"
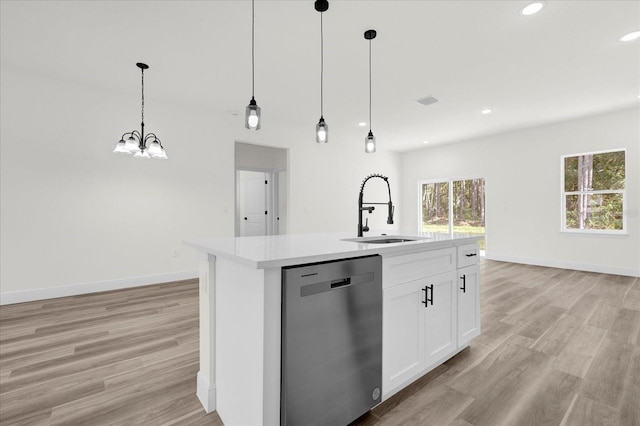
(238, 171, 268, 236)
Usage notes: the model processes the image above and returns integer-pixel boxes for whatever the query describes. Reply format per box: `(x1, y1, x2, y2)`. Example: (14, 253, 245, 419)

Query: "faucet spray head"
(387, 202, 394, 224)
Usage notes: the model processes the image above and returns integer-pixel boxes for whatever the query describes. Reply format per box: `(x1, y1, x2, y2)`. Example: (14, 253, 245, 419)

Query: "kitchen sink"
(342, 235, 430, 244)
(361, 238, 415, 244)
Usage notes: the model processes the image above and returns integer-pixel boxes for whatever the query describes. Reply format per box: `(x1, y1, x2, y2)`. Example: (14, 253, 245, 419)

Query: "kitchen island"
(185, 231, 482, 426)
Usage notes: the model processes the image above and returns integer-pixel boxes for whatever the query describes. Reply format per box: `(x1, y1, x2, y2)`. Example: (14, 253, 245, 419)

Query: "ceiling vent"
(416, 95, 440, 107)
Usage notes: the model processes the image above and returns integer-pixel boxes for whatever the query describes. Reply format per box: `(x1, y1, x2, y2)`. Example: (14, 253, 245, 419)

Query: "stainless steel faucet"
(358, 174, 394, 237)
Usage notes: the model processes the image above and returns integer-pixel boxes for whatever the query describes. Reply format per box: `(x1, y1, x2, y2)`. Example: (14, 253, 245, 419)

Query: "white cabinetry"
(456, 243, 480, 347)
(382, 248, 457, 398)
(382, 242, 481, 399)
(457, 264, 480, 346)
(423, 271, 458, 367)
(382, 279, 424, 392)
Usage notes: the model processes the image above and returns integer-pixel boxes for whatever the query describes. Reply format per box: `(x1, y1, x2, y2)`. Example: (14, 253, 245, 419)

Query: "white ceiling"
(1, 0, 639, 152)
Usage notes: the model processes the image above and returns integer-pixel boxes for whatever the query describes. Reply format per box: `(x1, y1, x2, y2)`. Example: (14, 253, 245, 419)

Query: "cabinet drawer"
(457, 243, 479, 268)
(383, 248, 456, 288)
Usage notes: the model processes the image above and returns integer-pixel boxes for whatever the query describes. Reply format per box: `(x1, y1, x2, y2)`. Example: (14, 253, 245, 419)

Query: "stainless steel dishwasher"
(281, 255, 382, 426)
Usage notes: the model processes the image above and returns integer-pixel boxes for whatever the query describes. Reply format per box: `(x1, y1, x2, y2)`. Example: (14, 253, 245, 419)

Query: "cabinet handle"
(422, 284, 433, 307)
(460, 275, 466, 293)
(422, 285, 434, 307)
(465, 253, 477, 257)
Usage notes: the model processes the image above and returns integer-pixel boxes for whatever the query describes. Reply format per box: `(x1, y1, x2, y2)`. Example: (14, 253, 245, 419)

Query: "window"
(561, 149, 626, 233)
(420, 178, 486, 249)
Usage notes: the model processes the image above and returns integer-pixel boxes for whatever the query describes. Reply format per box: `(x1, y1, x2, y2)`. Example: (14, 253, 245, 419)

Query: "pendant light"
(364, 29, 377, 154)
(315, 0, 329, 144)
(113, 63, 167, 159)
(245, 0, 261, 130)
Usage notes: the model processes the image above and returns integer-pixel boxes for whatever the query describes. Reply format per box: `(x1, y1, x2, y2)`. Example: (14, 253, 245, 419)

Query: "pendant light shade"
(245, 0, 261, 130)
(124, 135, 139, 153)
(315, 0, 329, 144)
(113, 140, 129, 153)
(147, 140, 163, 156)
(114, 63, 167, 159)
(364, 29, 377, 154)
(316, 117, 328, 143)
(133, 150, 150, 159)
(365, 131, 376, 153)
(245, 97, 261, 130)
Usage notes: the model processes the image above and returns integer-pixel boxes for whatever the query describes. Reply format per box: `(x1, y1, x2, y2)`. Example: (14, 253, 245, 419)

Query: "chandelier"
(113, 62, 167, 159)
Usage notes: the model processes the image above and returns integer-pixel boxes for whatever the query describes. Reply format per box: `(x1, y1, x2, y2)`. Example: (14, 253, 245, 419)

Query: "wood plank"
(561, 394, 618, 426)
(580, 337, 635, 407)
(608, 308, 640, 345)
(504, 369, 581, 425)
(554, 324, 607, 379)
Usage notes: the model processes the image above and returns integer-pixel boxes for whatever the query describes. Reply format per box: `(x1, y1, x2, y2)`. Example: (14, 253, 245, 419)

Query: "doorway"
(235, 142, 288, 237)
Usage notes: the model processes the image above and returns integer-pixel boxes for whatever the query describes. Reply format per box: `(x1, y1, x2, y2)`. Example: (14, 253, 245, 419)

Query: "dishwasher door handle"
(331, 278, 352, 288)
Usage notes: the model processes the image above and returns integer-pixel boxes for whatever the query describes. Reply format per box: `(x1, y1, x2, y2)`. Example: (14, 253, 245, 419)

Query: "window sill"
(560, 230, 629, 238)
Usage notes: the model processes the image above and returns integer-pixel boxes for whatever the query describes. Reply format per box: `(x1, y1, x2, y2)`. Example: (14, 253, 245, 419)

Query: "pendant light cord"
(368, 38, 372, 132)
(251, 0, 255, 98)
(320, 11, 324, 117)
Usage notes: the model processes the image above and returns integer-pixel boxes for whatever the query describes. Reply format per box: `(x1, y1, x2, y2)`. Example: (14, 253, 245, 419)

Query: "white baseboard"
(485, 253, 640, 277)
(0, 270, 198, 305)
(197, 371, 217, 413)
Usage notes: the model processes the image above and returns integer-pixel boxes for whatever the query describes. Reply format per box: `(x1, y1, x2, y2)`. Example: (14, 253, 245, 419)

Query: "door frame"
(235, 167, 282, 237)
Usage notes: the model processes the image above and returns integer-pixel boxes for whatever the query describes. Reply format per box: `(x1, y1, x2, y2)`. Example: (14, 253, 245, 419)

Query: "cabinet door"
(457, 264, 480, 347)
(382, 280, 424, 396)
(423, 271, 457, 368)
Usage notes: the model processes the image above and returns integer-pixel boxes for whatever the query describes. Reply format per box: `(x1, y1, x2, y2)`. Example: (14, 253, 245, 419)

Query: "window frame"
(417, 176, 486, 238)
(560, 148, 627, 235)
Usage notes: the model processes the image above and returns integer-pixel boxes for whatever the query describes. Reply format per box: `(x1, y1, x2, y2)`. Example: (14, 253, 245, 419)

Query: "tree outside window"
(421, 178, 485, 249)
(562, 150, 625, 232)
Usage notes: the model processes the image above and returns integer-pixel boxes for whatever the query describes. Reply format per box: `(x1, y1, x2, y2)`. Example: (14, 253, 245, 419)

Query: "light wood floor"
(1, 261, 638, 426)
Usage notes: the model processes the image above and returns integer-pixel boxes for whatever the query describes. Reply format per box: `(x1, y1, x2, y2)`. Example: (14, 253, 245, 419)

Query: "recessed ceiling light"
(619, 30, 640, 42)
(481, 108, 493, 115)
(358, 122, 367, 127)
(521, 2, 544, 16)
(416, 96, 440, 107)
(422, 140, 430, 144)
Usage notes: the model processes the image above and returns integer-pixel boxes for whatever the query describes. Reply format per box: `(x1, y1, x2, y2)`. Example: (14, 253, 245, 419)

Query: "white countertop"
(184, 231, 483, 269)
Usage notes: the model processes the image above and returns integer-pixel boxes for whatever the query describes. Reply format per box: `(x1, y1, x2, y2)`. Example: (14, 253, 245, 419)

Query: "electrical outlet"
(173, 249, 180, 258)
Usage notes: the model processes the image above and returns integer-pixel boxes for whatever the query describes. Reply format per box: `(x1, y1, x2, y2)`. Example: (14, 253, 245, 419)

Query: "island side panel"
(197, 253, 216, 412)
(263, 267, 282, 426)
(215, 257, 281, 426)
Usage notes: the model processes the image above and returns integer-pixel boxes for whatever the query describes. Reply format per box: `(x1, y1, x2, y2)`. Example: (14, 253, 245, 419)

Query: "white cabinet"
(457, 264, 480, 347)
(423, 271, 457, 367)
(382, 243, 481, 399)
(382, 270, 457, 396)
(457, 242, 479, 268)
(382, 249, 457, 398)
(383, 248, 456, 288)
(382, 279, 424, 393)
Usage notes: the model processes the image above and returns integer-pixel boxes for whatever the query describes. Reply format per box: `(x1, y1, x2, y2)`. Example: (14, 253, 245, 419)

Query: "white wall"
(0, 68, 401, 303)
(401, 107, 640, 277)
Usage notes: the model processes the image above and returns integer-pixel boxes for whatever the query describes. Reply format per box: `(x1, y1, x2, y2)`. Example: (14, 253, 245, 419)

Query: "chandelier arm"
(122, 130, 142, 141)
(143, 133, 160, 142)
